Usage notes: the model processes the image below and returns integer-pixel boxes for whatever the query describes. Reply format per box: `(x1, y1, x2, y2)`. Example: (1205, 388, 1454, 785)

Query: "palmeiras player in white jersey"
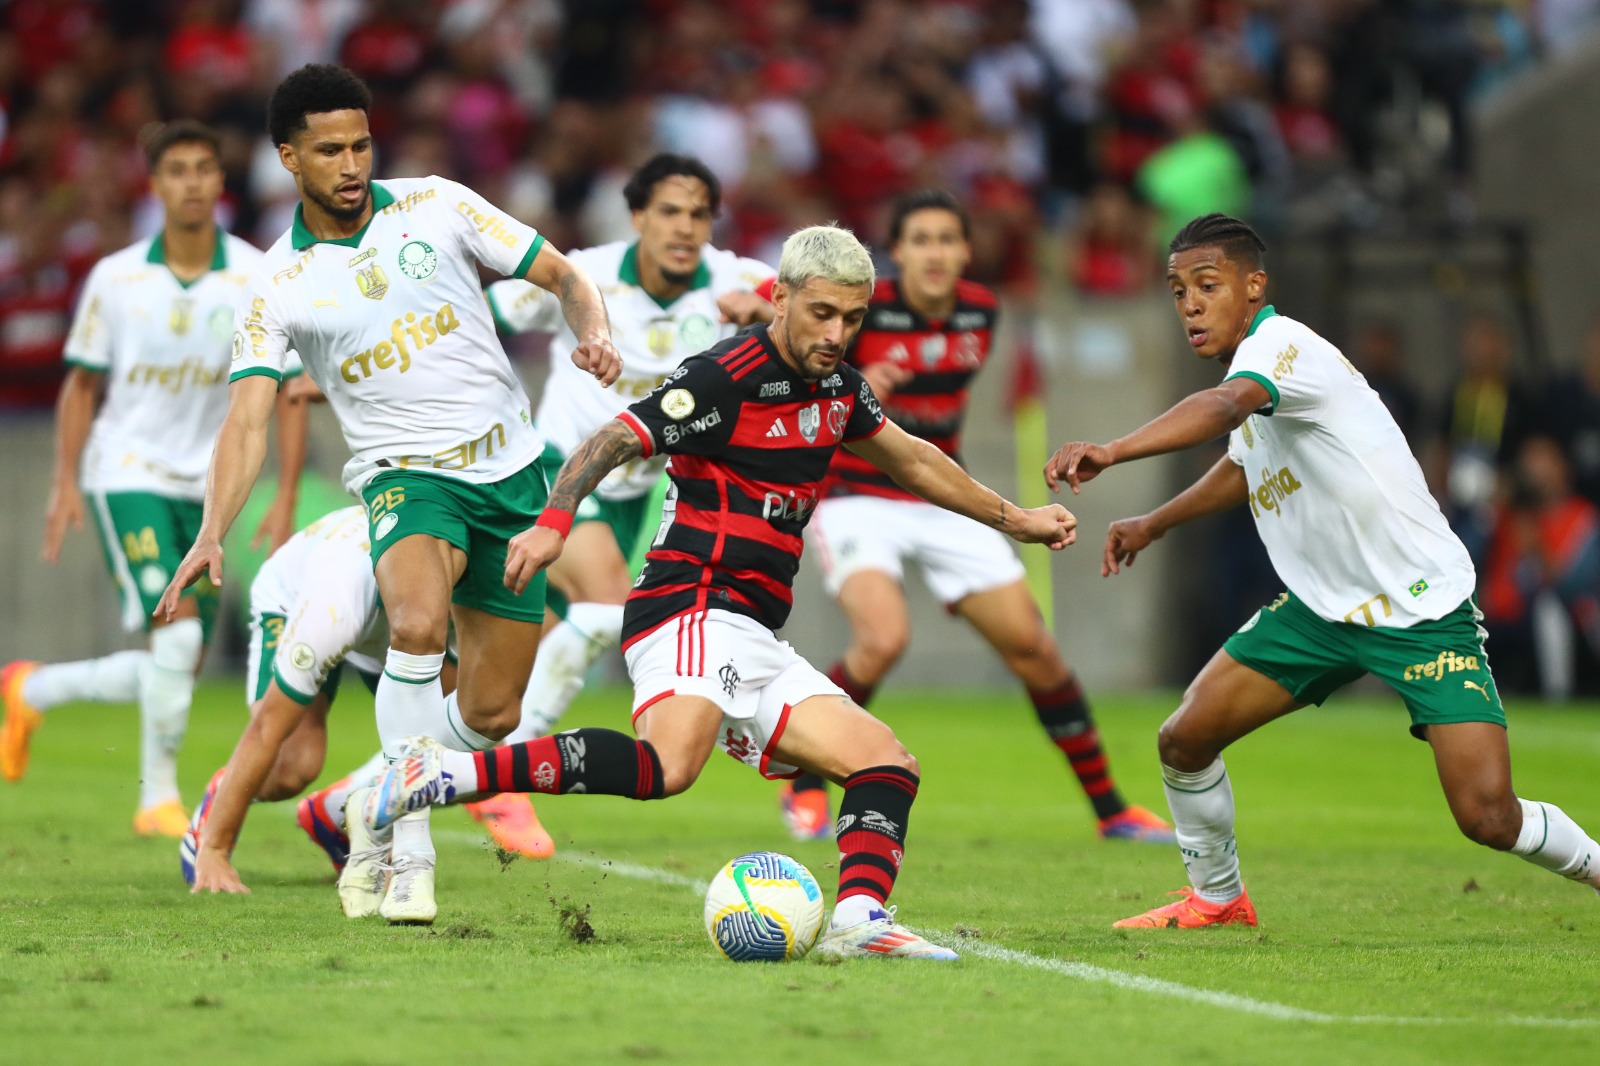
(485, 152, 774, 747)
(1045, 213, 1600, 928)
(365, 225, 1076, 958)
(1, 120, 305, 837)
(158, 64, 621, 922)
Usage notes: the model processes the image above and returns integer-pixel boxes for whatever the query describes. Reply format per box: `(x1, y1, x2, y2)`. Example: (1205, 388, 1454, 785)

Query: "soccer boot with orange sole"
(778, 781, 832, 841)
(1098, 804, 1178, 844)
(135, 799, 190, 838)
(1112, 886, 1258, 929)
(297, 783, 352, 872)
(0, 661, 43, 782)
(465, 792, 555, 858)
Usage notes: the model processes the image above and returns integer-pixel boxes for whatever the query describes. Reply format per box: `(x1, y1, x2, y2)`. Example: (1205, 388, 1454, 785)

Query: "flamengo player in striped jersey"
(483, 153, 774, 747)
(783, 190, 1174, 844)
(157, 65, 620, 923)
(1048, 214, 1600, 928)
(0, 121, 306, 838)
(364, 225, 1077, 959)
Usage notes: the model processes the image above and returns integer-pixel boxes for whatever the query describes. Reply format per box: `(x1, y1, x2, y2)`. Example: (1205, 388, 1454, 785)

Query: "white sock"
(830, 895, 885, 929)
(1512, 798, 1600, 888)
(392, 807, 436, 864)
(442, 692, 496, 752)
(376, 649, 446, 761)
(439, 748, 481, 793)
(321, 752, 389, 830)
(23, 650, 149, 711)
(509, 603, 623, 744)
(1163, 758, 1243, 904)
(138, 619, 202, 808)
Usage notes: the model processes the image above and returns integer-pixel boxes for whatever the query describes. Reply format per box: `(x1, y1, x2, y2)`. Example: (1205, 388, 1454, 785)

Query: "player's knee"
(1001, 638, 1067, 690)
(1156, 715, 1215, 773)
(386, 604, 449, 655)
(1457, 799, 1521, 851)
(657, 757, 703, 797)
(853, 626, 908, 679)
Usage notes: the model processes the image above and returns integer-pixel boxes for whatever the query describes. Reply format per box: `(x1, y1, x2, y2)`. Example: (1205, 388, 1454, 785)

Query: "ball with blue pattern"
(703, 851, 825, 961)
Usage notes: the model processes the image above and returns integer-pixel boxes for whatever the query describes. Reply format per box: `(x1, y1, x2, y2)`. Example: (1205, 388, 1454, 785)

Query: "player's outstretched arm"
(42, 367, 102, 563)
(848, 420, 1076, 549)
(1044, 376, 1270, 494)
(1102, 456, 1250, 577)
(191, 684, 314, 895)
(524, 243, 622, 387)
(155, 374, 278, 619)
(249, 386, 309, 556)
(504, 418, 646, 593)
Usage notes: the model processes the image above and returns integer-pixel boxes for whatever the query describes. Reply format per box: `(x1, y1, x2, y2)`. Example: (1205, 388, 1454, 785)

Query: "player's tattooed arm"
(524, 242, 622, 386)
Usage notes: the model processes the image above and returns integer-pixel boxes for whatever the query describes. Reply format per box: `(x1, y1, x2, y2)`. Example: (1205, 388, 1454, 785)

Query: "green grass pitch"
(1, 681, 1596, 1064)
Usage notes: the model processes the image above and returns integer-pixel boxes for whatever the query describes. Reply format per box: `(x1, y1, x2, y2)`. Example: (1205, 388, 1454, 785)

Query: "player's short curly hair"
(1169, 213, 1267, 270)
(888, 189, 969, 243)
(267, 64, 373, 147)
(144, 119, 220, 172)
(777, 224, 876, 291)
(623, 153, 722, 215)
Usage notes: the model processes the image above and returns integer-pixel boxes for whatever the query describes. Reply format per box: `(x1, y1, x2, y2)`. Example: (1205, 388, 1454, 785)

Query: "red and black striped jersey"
(617, 324, 887, 647)
(826, 277, 998, 501)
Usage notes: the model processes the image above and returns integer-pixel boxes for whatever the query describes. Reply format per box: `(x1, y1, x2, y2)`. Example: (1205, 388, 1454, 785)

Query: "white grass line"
(431, 830, 1597, 1031)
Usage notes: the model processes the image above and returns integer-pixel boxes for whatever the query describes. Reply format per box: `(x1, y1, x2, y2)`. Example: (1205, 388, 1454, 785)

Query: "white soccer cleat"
(379, 853, 436, 926)
(364, 736, 454, 833)
(337, 786, 390, 919)
(814, 905, 959, 961)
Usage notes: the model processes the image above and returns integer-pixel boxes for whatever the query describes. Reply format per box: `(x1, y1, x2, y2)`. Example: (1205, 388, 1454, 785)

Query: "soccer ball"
(703, 851, 825, 961)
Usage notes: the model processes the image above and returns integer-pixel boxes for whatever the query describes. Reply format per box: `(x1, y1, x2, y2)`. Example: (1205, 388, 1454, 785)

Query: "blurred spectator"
(1274, 43, 1340, 167)
(1070, 182, 1152, 297)
(246, 0, 364, 83)
(1136, 108, 1250, 246)
(1481, 437, 1600, 699)
(1543, 319, 1600, 507)
(1029, 0, 1135, 197)
(1352, 319, 1422, 448)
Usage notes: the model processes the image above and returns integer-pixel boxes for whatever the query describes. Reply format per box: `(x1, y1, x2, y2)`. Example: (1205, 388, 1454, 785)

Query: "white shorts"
(245, 539, 380, 707)
(624, 610, 844, 779)
(809, 495, 1026, 604)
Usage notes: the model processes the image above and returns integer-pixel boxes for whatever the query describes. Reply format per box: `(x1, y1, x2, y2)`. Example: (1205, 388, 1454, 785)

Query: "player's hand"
(191, 847, 250, 895)
(503, 525, 566, 595)
(572, 336, 623, 388)
(283, 373, 325, 404)
(41, 480, 85, 564)
(157, 537, 223, 620)
(717, 290, 774, 327)
(1006, 503, 1077, 550)
(250, 494, 296, 556)
(1044, 441, 1115, 494)
(1102, 514, 1162, 576)
(863, 362, 913, 400)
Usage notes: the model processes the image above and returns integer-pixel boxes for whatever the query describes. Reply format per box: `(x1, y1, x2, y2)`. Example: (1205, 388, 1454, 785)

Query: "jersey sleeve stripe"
(1225, 371, 1279, 414)
(512, 234, 546, 279)
(617, 410, 656, 458)
(62, 356, 107, 373)
(844, 417, 888, 443)
(229, 366, 284, 385)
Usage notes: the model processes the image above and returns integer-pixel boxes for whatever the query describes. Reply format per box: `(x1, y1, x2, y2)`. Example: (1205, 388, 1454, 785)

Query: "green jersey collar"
(620, 242, 711, 310)
(1244, 304, 1278, 339)
(146, 229, 228, 287)
(290, 182, 397, 251)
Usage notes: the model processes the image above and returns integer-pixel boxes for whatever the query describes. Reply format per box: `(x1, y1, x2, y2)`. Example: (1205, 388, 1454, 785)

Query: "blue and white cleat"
(363, 736, 454, 833)
(814, 906, 959, 960)
(180, 766, 228, 886)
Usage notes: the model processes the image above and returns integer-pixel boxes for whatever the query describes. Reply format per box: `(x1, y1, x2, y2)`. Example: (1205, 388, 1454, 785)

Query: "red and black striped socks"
(1030, 677, 1126, 820)
(834, 764, 918, 913)
(471, 729, 665, 799)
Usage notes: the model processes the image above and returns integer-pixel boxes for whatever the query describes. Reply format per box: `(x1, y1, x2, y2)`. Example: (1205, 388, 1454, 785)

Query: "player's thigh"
(1359, 598, 1507, 742)
(451, 604, 542, 730)
(364, 474, 470, 645)
(546, 518, 632, 605)
(952, 578, 1066, 685)
(633, 693, 724, 794)
(1161, 648, 1305, 768)
(1426, 721, 1519, 847)
(768, 694, 914, 785)
(835, 570, 912, 658)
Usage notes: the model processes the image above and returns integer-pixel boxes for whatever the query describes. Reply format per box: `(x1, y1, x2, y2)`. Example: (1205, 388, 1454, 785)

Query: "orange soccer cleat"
(1098, 804, 1178, 844)
(0, 661, 43, 783)
(465, 792, 555, 858)
(134, 799, 190, 839)
(1112, 886, 1259, 929)
(779, 781, 832, 841)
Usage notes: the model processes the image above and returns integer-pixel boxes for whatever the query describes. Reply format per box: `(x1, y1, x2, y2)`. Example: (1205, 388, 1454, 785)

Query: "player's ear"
(1246, 268, 1267, 303)
(278, 142, 298, 176)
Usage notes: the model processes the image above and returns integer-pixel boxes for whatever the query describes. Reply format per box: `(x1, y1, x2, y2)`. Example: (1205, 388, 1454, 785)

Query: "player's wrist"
(535, 507, 575, 539)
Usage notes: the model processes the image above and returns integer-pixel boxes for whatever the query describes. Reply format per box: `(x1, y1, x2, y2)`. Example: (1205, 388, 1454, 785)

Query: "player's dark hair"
(145, 119, 220, 171)
(622, 153, 722, 215)
(1169, 213, 1267, 269)
(267, 64, 373, 147)
(888, 189, 969, 243)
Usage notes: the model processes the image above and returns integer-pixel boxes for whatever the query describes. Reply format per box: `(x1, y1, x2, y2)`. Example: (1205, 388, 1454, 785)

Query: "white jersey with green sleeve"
(486, 240, 774, 500)
(65, 232, 266, 500)
(230, 177, 548, 494)
(1223, 306, 1476, 628)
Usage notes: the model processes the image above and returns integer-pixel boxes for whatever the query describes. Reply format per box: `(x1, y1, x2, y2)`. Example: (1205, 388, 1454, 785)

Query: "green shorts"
(361, 461, 549, 623)
(538, 441, 661, 620)
(1224, 591, 1506, 740)
(87, 490, 218, 637)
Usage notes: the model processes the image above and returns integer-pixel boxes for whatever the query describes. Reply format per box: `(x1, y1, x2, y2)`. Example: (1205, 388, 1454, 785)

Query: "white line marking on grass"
(432, 830, 1597, 1030)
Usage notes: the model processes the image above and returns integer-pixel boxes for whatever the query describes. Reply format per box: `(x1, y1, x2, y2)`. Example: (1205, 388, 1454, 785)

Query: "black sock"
(473, 730, 665, 799)
(1030, 677, 1125, 819)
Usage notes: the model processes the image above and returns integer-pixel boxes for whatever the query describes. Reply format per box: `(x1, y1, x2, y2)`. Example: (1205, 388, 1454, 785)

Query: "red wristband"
(535, 507, 574, 538)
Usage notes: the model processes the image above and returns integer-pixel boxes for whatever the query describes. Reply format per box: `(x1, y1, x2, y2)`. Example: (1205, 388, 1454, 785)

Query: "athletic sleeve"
(485, 278, 561, 334)
(841, 364, 887, 441)
(1226, 427, 1245, 466)
(440, 178, 546, 279)
(618, 355, 737, 458)
(229, 278, 293, 385)
(62, 261, 113, 372)
(1224, 324, 1321, 420)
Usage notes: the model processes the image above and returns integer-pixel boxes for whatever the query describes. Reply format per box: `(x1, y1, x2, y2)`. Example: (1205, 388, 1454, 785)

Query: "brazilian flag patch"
(1409, 579, 1429, 597)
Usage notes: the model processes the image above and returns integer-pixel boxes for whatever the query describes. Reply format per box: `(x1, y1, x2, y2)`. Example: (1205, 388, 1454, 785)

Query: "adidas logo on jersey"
(766, 419, 788, 439)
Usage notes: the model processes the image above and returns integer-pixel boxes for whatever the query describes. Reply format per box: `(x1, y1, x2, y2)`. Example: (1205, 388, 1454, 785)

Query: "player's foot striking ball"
(1044, 213, 1600, 927)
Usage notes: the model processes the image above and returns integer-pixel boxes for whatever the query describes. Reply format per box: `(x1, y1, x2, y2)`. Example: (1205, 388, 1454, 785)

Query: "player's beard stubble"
(307, 177, 370, 222)
(779, 316, 844, 381)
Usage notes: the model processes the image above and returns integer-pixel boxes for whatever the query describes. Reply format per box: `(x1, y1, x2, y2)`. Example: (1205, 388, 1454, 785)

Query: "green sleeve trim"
(1227, 370, 1279, 414)
(282, 364, 305, 380)
(272, 664, 318, 706)
(513, 234, 546, 280)
(62, 357, 107, 374)
(383, 668, 439, 686)
(230, 366, 284, 385)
